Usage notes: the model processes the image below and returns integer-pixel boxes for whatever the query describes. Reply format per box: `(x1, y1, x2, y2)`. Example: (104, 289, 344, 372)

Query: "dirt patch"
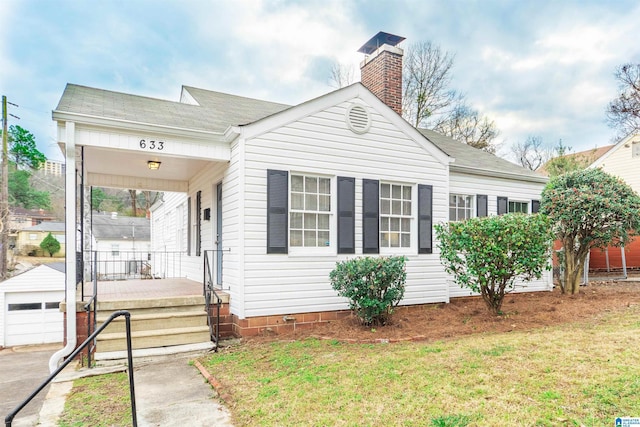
(246, 280, 640, 344)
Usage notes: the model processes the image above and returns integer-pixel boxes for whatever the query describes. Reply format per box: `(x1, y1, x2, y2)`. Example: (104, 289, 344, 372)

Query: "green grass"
(202, 306, 640, 426)
(58, 372, 132, 427)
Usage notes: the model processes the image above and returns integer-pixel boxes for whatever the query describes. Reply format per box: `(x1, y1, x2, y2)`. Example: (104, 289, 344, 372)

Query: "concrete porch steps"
(94, 295, 212, 355)
(96, 326, 212, 352)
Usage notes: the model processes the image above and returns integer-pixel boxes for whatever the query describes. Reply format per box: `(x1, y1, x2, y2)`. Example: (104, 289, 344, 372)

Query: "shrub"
(40, 232, 61, 257)
(435, 214, 553, 315)
(329, 256, 407, 326)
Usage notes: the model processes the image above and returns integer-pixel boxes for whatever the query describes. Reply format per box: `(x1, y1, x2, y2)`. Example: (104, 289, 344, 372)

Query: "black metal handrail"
(88, 250, 185, 281)
(203, 250, 221, 352)
(5, 311, 138, 427)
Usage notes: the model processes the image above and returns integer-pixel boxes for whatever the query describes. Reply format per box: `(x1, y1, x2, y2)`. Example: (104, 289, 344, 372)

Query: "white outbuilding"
(0, 264, 65, 348)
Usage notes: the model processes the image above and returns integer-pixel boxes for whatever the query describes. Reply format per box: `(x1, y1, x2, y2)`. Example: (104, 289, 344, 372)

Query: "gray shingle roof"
(418, 128, 547, 182)
(45, 262, 66, 273)
(183, 86, 291, 127)
(91, 215, 150, 241)
(23, 221, 65, 232)
(55, 83, 543, 182)
(54, 84, 290, 134)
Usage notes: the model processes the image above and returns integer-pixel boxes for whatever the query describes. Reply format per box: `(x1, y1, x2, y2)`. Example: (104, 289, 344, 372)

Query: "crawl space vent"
(346, 104, 371, 134)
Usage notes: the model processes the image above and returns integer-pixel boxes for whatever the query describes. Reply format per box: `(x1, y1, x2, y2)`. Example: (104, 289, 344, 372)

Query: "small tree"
(40, 233, 61, 257)
(435, 214, 553, 315)
(329, 256, 406, 326)
(540, 168, 640, 294)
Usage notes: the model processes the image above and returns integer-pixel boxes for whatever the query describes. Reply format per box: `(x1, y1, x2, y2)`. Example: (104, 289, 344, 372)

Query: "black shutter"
(477, 194, 488, 217)
(187, 196, 191, 256)
(497, 196, 508, 215)
(418, 184, 433, 254)
(337, 176, 355, 254)
(196, 191, 202, 256)
(362, 179, 379, 254)
(267, 169, 288, 254)
(531, 199, 540, 214)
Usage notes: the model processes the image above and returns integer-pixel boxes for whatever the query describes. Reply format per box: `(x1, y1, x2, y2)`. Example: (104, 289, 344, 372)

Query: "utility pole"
(1, 96, 9, 280)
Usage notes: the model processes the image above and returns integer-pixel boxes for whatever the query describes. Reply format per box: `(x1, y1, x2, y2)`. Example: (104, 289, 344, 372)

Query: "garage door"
(5, 292, 64, 346)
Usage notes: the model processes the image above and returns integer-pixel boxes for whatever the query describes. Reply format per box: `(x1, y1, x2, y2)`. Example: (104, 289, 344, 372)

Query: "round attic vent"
(346, 104, 371, 134)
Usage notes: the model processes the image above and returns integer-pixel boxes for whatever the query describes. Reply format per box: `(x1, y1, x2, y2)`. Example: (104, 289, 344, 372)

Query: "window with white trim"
(449, 194, 474, 221)
(380, 183, 412, 248)
(508, 201, 529, 213)
(289, 174, 331, 248)
(633, 141, 640, 158)
(111, 244, 120, 256)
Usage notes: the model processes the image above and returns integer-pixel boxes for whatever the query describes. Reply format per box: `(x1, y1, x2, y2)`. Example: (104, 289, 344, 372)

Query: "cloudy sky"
(2, 0, 639, 162)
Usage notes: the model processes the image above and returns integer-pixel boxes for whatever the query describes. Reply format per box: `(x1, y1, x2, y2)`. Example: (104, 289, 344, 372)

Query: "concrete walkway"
(132, 353, 233, 426)
(3, 346, 233, 426)
(0, 344, 61, 427)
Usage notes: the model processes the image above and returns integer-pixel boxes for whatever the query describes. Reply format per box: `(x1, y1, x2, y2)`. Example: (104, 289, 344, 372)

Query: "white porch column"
(49, 121, 77, 373)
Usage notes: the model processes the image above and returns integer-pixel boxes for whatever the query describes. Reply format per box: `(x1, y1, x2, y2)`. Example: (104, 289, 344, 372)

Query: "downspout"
(49, 121, 77, 373)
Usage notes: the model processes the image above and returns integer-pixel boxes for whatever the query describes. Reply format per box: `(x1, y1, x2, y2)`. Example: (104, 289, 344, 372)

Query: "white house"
(0, 264, 65, 348)
(50, 32, 550, 358)
(89, 213, 151, 279)
(587, 133, 640, 270)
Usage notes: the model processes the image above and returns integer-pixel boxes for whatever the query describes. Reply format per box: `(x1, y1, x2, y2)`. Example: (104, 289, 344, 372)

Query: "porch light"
(147, 160, 161, 170)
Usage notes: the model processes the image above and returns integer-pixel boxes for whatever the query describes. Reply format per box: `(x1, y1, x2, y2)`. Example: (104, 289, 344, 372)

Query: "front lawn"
(202, 306, 640, 426)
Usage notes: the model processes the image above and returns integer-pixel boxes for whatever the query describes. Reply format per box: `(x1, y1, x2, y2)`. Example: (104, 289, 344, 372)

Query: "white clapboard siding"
(447, 172, 553, 298)
(595, 135, 640, 193)
(240, 98, 450, 318)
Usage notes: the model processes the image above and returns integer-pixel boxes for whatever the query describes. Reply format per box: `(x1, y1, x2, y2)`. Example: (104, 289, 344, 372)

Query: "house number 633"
(139, 139, 165, 150)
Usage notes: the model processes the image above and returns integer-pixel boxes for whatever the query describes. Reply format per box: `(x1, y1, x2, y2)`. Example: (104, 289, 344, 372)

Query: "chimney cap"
(358, 31, 405, 55)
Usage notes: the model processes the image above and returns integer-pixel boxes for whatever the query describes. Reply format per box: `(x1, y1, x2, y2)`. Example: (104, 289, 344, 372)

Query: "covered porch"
(52, 84, 234, 369)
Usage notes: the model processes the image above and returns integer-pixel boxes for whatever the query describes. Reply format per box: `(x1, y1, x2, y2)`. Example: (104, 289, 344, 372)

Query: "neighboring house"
(16, 222, 65, 257)
(53, 32, 551, 339)
(7, 208, 57, 249)
(0, 263, 65, 348)
(89, 213, 151, 279)
(537, 145, 615, 177)
(587, 133, 640, 270)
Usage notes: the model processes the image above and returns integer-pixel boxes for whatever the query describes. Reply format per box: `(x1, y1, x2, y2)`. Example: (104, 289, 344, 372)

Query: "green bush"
(435, 214, 553, 315)
(329, 256, 407, 326)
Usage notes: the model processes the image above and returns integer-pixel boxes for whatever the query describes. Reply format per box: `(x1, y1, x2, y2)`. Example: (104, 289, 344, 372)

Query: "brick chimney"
(358, 32, 405, 115)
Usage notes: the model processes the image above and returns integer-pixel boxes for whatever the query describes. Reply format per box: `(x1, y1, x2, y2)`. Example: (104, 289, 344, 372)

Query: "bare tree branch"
(511, 135, 552, 170)
(607, 63, 640, 140)
(433, 105, 500, 153)
(329, 62, 355, 89)
(402, 41, 460, 128)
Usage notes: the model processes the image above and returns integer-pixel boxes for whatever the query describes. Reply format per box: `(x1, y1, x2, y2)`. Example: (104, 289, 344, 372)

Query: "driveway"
(0, 344, 61, 426)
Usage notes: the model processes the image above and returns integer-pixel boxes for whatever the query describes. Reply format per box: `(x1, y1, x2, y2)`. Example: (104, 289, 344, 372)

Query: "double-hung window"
(508, 201, 529, 213)
(449, 194, 474, 221)
(289, 174, 331, 248)
(380, 183, 412, 248)
(268, 170, 431, 255)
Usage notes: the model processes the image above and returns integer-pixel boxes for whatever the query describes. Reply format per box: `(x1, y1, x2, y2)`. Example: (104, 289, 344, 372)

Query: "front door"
(216, 182, 223, 285)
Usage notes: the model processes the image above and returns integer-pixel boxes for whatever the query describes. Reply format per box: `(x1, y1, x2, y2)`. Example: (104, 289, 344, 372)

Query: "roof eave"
(451, 164, 549, 184)
(52, 110, 224, 139)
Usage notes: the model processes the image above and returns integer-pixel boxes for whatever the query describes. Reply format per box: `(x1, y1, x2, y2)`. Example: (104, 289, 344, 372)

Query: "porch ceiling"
(83, 146, 209, 190)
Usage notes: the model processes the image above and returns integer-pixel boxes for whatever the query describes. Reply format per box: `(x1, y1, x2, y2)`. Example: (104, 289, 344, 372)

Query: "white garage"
(0, 264, 65, 348)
